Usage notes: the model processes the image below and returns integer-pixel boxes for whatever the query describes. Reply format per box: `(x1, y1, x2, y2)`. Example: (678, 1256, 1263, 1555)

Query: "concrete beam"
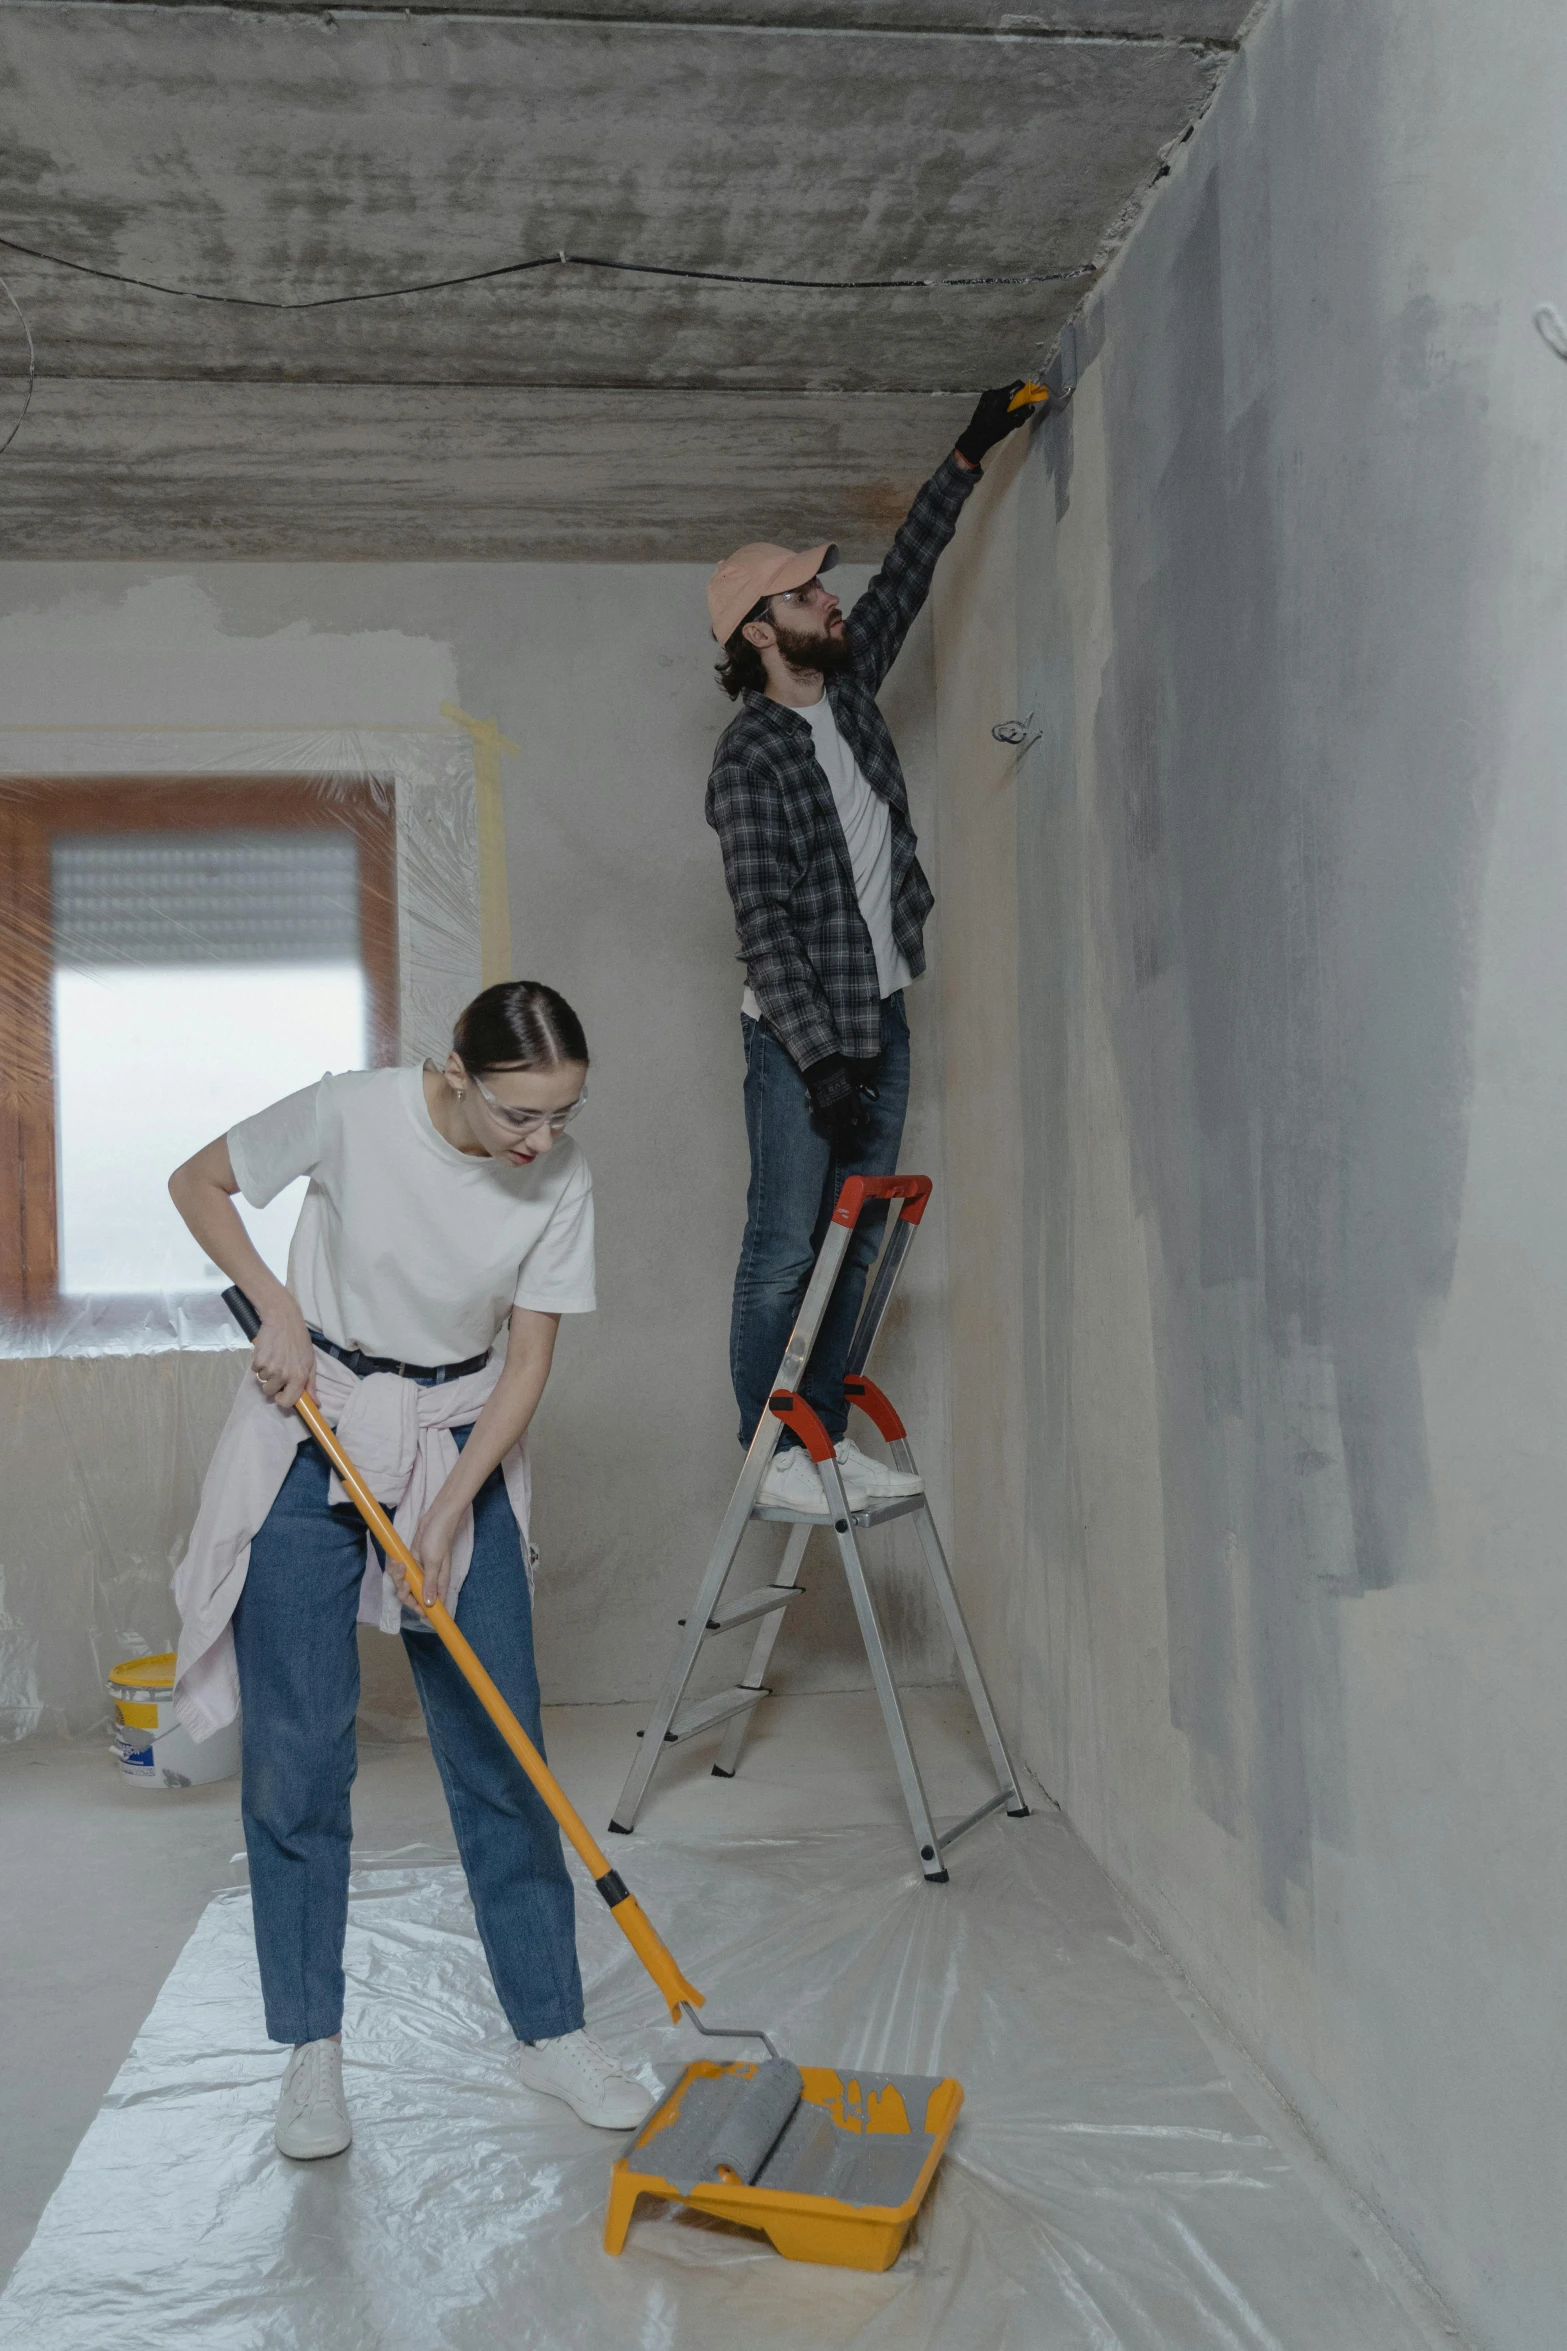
(0, 267, 1089, 397)
(0, 12, 1221, 326)
(0, 379, 984, 560)
(48, 2, 1255, 40)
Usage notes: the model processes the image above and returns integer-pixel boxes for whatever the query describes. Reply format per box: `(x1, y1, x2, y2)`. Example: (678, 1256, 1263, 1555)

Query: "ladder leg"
(608, 1470, 767, 1832)
(612, 1218, 860, 1830)
(711, 1521, 812, 1779)
(609, 1192, 905, 1837)
(908, 1494, 1029, 1815)
(608, 1567, 733, 1832)
(821, 1465, 948, 1881)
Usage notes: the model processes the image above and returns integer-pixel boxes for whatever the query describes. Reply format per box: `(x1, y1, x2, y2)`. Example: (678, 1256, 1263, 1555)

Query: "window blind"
(51, 830, 362, 967)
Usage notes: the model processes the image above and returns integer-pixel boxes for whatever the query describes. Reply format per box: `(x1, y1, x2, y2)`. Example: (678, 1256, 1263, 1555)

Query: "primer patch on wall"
(0, 575, 454, 731)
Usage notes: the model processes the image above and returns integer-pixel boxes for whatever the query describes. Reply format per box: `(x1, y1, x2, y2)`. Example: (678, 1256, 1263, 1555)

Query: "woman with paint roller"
(167, 980, 655, 2161)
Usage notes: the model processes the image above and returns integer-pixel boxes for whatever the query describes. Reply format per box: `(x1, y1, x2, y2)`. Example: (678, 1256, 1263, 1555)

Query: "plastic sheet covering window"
(0, 729, 484, 1741)
(0, 1819, 1436, 2350)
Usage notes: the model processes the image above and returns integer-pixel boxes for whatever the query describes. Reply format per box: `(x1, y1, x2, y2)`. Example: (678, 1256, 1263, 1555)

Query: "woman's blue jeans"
(231, 1425, 584, 2048)
(730, 993, 911, 1448)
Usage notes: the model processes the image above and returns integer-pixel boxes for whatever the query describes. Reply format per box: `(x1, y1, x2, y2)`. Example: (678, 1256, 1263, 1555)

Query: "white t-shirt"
(227, 1064, 595, 1365)
(742, 692, 913, 1025)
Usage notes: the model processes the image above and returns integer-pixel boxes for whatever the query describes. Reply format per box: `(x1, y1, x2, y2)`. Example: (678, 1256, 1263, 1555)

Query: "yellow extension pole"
(290, 1382, 704, 2023)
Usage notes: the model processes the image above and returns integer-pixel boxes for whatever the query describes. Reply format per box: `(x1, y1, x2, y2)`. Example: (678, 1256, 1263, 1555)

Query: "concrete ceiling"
(0, 2, 1250, 559)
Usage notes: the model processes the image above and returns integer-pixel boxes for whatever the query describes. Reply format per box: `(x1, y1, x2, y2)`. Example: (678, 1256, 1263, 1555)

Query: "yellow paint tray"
(604, 2059, 963, 2271)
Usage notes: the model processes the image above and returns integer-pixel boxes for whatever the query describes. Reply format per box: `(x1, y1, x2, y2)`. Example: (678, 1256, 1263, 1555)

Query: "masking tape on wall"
(441, 701, 518, 987)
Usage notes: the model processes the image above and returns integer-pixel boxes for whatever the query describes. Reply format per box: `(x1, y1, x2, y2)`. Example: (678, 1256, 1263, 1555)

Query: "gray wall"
(933, 2, 1567, 2343)
(0, 553, 957, 1735)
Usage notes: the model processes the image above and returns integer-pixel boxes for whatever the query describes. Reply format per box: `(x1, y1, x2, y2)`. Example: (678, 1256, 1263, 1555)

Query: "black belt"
(309, 1329, 491, 1385)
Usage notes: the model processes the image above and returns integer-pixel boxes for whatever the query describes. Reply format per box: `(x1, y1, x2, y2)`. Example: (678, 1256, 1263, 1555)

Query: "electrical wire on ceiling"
(0, 272, 36, 457)
(0, 231, 1093, 456)
(0, 231, 1094, 310)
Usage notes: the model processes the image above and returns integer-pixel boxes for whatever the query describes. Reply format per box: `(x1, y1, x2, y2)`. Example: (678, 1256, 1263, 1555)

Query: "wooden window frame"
(0, 775, 399, 1319)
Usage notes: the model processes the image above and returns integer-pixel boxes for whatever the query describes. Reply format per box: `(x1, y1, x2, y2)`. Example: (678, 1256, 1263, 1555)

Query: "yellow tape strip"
(441, 701, 520, 987)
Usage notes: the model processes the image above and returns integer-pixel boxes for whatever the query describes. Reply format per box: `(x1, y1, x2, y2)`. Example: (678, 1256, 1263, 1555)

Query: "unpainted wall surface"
(935, 0, 1567, 2343)
(0, 547, 961, 1735)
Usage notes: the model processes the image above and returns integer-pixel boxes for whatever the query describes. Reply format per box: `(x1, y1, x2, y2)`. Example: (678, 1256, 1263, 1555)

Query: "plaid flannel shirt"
(705, 453, 978, 1069)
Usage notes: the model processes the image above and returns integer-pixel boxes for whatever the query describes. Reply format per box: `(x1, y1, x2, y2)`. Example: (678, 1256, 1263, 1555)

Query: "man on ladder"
(705, 384, 1040, 1516)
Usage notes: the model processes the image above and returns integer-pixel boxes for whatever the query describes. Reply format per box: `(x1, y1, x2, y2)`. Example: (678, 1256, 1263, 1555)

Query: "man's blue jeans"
(232, 1425, 584, 2048)
(731, 992, 911, 1447)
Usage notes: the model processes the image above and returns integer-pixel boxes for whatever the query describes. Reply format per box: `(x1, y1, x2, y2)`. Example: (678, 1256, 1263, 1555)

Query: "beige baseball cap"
(707, 539, 839, 646)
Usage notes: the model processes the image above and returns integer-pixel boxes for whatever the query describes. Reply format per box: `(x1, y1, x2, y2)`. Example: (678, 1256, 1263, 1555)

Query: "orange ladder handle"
(222, 1291, 703, 2022)
(772, 1381, 907, 1452)
(831, 1174, 933, 1228)
(842, 1376, 906, 1444)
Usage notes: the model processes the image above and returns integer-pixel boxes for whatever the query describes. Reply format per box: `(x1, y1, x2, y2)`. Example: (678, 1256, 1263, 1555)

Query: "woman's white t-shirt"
(227, 1065, 595, 1365)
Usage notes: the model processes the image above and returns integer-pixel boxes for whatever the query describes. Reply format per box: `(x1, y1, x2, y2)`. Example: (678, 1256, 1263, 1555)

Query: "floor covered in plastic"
(0, 1813, 1440, 2350)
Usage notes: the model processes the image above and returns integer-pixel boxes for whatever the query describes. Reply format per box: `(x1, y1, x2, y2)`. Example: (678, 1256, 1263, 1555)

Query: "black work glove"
(955, 380, 1044, 469)
(804, 1051, 875, 1146)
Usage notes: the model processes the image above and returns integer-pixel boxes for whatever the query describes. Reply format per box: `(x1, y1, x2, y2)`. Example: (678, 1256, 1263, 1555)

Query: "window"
(0, 778, 398, 1318)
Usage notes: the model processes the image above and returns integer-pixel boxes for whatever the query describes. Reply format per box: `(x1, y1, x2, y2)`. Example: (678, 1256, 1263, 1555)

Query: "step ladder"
(608, 1173, 1029, 1881)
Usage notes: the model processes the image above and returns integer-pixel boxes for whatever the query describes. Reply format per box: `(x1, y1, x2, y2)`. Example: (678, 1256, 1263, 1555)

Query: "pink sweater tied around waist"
(171, 1345, 530, 1741)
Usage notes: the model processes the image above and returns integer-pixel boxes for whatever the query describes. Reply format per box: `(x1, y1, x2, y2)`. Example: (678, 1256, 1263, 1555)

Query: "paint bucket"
(109, 1653, 240, 1789)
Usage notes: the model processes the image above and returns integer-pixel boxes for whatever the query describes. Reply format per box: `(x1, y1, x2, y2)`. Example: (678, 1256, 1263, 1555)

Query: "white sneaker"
(275, 2037, 352, 2160)
(836, 1436, 923, 1501)
(515, 2029, 655, 2130)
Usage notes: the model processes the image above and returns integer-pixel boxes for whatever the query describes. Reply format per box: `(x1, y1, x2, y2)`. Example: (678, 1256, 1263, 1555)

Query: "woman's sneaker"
(275, 2037, 353, 2160)
(515, 2030, 655, 2129)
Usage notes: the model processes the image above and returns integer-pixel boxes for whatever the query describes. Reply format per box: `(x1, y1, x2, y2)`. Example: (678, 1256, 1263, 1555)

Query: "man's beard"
(771, 616, 856, 678)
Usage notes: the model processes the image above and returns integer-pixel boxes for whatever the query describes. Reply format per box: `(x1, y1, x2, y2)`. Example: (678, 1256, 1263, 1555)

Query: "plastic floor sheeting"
(0, 1814, 1436, 2351)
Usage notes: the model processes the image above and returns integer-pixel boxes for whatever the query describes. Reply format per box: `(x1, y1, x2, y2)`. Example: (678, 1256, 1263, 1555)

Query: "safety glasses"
(470, 1072, 589, 1136)
(744, 577, 832, 627)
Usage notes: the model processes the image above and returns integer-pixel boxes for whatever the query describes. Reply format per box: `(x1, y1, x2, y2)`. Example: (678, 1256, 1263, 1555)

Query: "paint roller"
(706, 2058, 806, 2184)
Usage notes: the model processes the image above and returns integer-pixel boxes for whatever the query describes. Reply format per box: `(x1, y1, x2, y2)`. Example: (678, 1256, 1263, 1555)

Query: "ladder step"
(706, 1584, 804, 1632)
(663, 1686, 770, 1744)
(751, 1493, 925, 1529)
